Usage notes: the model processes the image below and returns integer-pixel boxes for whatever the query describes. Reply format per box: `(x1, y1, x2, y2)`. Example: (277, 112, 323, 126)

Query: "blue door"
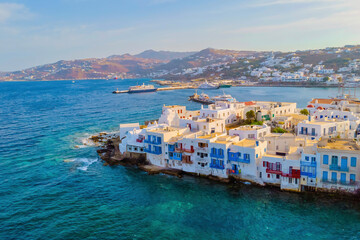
(341, 157, 348, 170)
(331, 172, 337, 182)
(340, 173, 346, 183)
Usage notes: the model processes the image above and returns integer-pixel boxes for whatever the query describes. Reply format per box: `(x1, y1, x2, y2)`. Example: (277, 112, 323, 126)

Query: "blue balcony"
(300, 161, 316, 167)
(144, 136, 162, 145)
(210, 163, 225, 170)
(228, 151, 250, 163)
(210, 152, 225, 159)
(144, 149, 162, 155)
(329, 164, 349, 172)
(169, 152, 182, 161)
(301, 171, 316, 178)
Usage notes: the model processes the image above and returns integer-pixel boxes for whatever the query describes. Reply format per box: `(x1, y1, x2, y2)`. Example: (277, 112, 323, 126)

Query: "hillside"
(1, 45, 360, 82)
(134, 50, 196, 61)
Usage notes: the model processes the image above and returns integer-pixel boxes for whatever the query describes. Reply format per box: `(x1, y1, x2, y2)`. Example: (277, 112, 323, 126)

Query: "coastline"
(95, 134, 360, 200)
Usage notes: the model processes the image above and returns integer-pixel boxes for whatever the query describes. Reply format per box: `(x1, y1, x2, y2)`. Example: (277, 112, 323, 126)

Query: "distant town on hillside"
(1, 45, 360, 87)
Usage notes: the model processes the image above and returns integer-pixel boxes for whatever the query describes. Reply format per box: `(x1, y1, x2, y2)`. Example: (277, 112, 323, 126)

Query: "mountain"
(134, 50, 196, 61)
(1, 45, 360, 81)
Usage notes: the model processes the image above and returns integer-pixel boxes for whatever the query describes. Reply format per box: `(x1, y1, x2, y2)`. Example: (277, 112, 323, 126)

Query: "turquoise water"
(1, 80, 359, 240)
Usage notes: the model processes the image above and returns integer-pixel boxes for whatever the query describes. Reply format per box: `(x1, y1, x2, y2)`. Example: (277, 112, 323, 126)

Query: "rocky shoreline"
(93, 135, 360, 201)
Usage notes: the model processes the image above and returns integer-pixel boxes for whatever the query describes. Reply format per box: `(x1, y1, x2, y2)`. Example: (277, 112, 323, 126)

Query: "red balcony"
(175, 148, 184, 153)
(266, 168, 282, 175)
(183, 148, 194, 153)
(282, 169, 300, 179)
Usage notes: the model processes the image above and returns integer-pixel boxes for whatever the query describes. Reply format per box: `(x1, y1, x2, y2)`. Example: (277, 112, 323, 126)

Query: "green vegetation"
(272, 127, 287, 133)
(246, 110, 255, 120)
(323, 76, 330, 81)
(251, 121, 263, 126)
(300, 109, 309, 116)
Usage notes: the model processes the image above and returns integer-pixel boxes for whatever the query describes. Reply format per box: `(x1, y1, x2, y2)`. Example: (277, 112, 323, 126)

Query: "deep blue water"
(1, 79, 359, 240)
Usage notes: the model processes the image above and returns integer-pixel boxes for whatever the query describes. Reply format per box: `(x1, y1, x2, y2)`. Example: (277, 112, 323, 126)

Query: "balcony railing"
(266, 168, 282, 175)
(300, 161, 316, 167)
(144, 139, 162, 145)
(329, 164, 349, 172)
(210, 163, 225, 170)
(144, 149, 162, 155)
(183, 148, 195, 153)
(282, 171, 301, 179)
(301, 172, 316, 178)
(210, 153, 225, 159)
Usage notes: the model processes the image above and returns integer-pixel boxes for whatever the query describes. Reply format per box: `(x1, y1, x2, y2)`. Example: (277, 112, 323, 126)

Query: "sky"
(0, 0, 359, 71)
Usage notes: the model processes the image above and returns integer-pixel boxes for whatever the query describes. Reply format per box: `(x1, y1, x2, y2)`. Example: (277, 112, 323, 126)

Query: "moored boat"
(128, 83, 157, 93)
(219, 84, 231, 88)
(211, 92, 236, 102)
(188, 92, 214, 104)
(198, 80, 219, 89)
(112, 88, 122, 94)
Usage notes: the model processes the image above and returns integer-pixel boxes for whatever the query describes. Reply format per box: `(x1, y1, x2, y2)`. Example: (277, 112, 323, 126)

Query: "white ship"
(128, 83, 157, 93)
(211, 92, 236, 102)
(198, 80, 219, 89)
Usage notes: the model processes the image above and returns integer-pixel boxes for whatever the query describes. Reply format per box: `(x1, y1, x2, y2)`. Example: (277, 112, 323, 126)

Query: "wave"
(65, 157, 98, 171)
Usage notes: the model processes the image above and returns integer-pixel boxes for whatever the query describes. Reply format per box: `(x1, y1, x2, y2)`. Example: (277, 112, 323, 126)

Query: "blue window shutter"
(351, 157, 357, 167)
(323, 171, 328, 181)
(323, 155, 328, 165)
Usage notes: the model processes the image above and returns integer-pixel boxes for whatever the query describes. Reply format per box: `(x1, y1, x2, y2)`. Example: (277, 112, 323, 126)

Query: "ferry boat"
(188, 92, 214, 104)
(219, 84, 232, 88)
(198, 80, 219, 89)
(112, 88, 121, 94)
(128, 83, 157, 93)
(211, 92, 236, 102)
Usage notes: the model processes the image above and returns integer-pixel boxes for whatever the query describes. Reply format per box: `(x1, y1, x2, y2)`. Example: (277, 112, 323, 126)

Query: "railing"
(183, 148, 195, 153)
(266, 168, 282, 175)
(329, 164, 349, 172)
(229, 157, 250, 164)
(144, 149, 162, 155)
(301, 172, 316, 178)
(210, 163, 225, 170)
(300, 161, 316, 167)
(282, 171, 301, 179)
(144, 139, 161, 145)
(210, 153, 225, 159)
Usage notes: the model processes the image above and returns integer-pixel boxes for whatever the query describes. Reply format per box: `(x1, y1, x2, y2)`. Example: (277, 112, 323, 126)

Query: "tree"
(300, 109, 309, 116)
(272, 127, 287, 133)
(246, 110, 255, 121)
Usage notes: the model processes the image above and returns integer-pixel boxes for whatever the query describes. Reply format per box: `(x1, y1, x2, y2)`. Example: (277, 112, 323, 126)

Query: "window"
(295, 178, 298, 184)
(331, 156, 338, 165)
(289, 178, 292, 183)
(351, 157, 357, 167)
(331, 172, 337, 182)
(323, 155, 329, 165)
(311, 157, 316, 162)
(323, 171, 328, 181)
(305, 156, 309, 161)
(157, 137, 161, 144)
(276, 174, 280, 179)
(350, 174, 356, 183)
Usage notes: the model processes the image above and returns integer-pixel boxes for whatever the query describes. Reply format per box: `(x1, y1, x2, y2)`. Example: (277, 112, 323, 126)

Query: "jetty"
(112, 85, 197, 94)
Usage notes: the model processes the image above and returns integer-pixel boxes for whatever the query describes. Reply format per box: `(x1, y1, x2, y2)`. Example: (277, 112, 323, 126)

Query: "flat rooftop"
(318, 139, 360, 151)
(197, 132, 223, 140)
(232, 125, 265, 131)
(232, 139, 257, 148)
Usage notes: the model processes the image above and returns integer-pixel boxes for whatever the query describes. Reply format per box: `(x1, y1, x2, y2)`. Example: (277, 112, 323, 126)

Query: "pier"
(112, 85, 197, 94)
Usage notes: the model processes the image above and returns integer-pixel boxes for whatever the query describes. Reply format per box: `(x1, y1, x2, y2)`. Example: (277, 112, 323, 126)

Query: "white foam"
(71, 158, 98, 171)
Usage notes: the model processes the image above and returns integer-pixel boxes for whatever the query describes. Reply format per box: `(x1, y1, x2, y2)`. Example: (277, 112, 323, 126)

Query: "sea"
(1, 79, 359, 240)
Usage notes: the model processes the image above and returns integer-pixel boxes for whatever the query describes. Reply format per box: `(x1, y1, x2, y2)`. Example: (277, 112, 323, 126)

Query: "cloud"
(225, 8, 360, 34)
(0, 3, 33, 23)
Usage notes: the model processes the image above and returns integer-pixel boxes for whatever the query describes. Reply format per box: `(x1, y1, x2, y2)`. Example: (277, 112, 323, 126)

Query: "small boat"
(128, 83, 157, 93)
(188, 91, 214, 104)
(72, 81, 75, 83)
(198, 80, 219, 89)
(211, 91, 236, 102)
(219, 84, 231, 88)
(112, 88, 121, 94)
